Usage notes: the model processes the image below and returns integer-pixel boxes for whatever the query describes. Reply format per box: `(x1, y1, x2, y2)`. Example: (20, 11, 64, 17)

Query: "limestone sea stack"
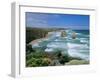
(72, 32, 76, 39)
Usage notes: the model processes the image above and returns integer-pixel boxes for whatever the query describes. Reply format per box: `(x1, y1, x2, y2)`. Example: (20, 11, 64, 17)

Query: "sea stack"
(61, 30, 67, 37)
(72, 32, 76, 39)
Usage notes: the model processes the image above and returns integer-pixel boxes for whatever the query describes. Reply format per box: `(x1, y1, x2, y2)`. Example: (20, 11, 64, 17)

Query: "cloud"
(26, 12, 61, 28)
(26, 13, 49, 27)
(26, 12, 89, 30)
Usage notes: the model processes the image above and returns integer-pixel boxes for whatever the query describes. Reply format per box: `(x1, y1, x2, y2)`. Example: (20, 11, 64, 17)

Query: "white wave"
(51, 32, 61, 37)
(76, 33, 82, 35)
(67, 43, 89, 49)
(68, 49, 89, 60)
(80, 38, 89, 43)
(45, 48, 54, 52)
(67, 42, 89, 60)
(54, 39, 60, 41)
(55, 32, 61, 37)
(47, 42, 67, 49)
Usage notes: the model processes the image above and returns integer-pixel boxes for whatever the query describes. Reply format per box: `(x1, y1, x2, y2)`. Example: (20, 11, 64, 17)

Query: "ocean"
(32, 29, 90, 61)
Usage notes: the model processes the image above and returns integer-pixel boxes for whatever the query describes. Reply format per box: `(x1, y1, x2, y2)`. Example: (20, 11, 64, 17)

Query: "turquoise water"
(32, 29, 89, 61)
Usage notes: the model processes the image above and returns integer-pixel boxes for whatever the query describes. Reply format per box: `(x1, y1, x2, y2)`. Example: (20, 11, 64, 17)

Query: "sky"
(26, 12, 89, 30)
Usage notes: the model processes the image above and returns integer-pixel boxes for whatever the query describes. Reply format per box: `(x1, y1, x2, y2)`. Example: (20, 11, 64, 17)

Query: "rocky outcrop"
(65, 60, 89, 65)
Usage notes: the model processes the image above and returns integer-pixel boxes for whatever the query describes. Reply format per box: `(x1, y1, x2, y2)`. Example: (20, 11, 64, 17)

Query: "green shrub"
(26, 58, 36, 66)
(41, 58, 51, 66)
